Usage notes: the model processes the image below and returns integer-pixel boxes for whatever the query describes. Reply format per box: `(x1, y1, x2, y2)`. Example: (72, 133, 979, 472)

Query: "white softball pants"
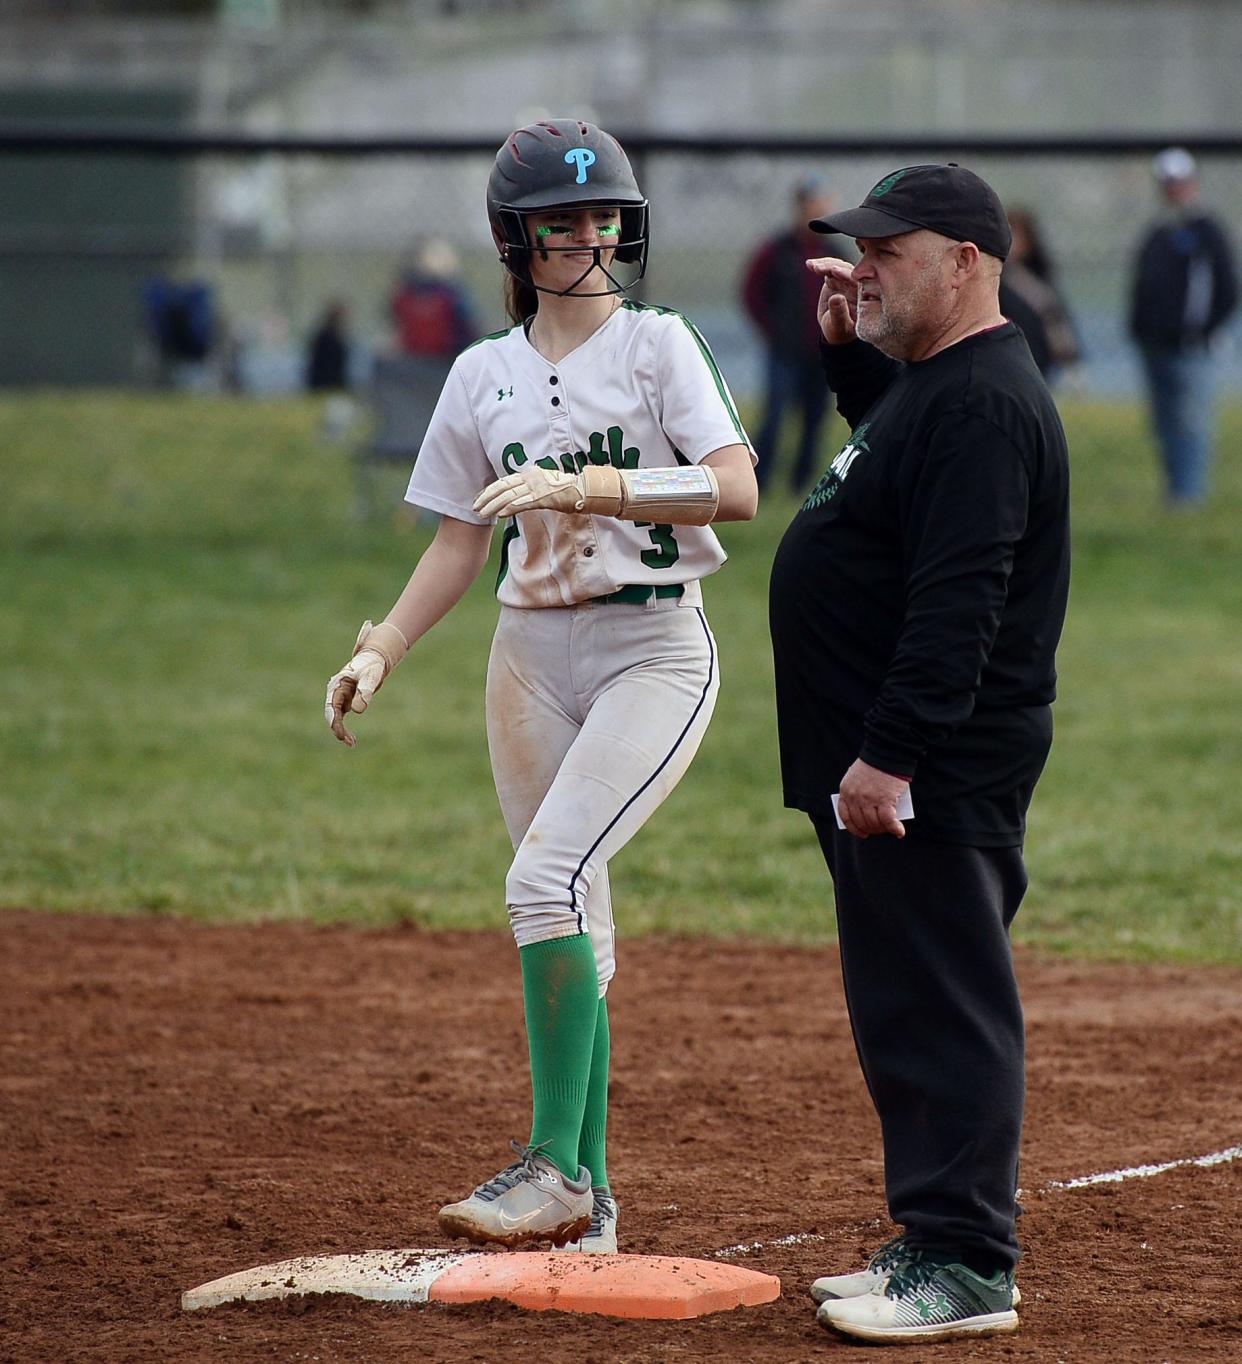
(485, 585, 719, 995)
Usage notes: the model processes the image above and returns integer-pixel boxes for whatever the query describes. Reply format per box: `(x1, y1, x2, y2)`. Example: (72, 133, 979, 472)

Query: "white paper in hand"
(831, 788, 915, 831)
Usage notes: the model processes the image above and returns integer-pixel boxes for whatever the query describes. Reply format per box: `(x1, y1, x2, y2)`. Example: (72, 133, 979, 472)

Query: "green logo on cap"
(870, 169, 911, 199)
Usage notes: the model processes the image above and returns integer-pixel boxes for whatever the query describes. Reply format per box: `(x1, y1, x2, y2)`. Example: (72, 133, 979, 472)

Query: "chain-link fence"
(2, 136, 1241, 400)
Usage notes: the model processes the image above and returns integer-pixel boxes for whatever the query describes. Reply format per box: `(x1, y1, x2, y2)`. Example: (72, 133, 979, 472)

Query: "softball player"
(325, 119, 757, 1252)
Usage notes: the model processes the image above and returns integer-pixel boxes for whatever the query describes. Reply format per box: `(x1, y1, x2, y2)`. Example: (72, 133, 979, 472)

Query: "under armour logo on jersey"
(564, 148, 596, 184)
(497, 386, 513, 401)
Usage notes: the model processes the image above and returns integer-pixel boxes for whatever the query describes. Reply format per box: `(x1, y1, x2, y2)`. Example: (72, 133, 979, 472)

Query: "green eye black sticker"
(597, 223, 620, 237)
(536, 225, 573, 238)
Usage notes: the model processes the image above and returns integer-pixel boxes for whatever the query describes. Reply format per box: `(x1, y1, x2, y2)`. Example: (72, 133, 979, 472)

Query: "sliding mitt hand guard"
(473, 464, 718, 525)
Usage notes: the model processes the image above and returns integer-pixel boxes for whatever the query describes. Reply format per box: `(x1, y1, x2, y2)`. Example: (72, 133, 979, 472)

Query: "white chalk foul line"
(712, 1144, 1241, 1259)
(1045, 1142, 1241, 1189)
(714, 1231, 831, 1259)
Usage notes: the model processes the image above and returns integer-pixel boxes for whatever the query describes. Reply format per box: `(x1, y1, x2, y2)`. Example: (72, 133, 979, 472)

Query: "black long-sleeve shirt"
(768, 323, 1070, 845)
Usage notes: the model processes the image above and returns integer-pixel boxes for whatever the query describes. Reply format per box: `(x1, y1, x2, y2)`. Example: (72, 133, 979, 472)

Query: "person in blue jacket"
(1129, 147, 1238, 508)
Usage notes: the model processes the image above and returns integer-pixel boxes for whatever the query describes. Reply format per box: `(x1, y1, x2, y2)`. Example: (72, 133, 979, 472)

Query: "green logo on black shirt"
(802, 422, 870, 511)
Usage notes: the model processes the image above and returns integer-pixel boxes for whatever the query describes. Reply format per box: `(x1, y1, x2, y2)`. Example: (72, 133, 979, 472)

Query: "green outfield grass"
(3, 392, 1240, 964)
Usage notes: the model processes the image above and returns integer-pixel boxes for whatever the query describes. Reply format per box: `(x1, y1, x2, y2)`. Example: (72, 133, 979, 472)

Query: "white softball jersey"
(405, 300, 754, 608)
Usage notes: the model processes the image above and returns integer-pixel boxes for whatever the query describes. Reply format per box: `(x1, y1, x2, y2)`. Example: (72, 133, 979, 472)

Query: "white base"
(182, 1248, 475, 1310)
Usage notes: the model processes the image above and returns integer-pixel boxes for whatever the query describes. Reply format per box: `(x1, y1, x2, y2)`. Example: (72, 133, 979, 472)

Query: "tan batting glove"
(473, 465, 624, 520)
(324, 619, 410, 748)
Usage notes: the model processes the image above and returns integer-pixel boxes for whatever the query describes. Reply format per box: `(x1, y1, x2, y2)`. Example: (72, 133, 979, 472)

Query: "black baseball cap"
(809, 163, 1012, 261)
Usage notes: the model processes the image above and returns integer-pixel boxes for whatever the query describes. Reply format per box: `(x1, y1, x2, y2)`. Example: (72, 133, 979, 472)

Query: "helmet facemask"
(493, 201, 649, 298)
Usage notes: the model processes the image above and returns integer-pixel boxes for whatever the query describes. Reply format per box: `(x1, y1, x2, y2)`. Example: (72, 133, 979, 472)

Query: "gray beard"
(856, 307, 909, 359)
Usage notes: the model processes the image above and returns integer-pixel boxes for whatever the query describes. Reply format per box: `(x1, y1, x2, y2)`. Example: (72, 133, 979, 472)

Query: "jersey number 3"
(638, 523, 679, 569)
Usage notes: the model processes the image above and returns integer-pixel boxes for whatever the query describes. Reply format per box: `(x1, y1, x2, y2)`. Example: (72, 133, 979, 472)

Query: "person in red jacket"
(390, 238, 479, 358)
(741, 177, 845, 493)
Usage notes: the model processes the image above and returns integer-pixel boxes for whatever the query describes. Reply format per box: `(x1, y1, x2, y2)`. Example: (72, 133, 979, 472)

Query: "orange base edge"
(428, 1251, 781, 1320)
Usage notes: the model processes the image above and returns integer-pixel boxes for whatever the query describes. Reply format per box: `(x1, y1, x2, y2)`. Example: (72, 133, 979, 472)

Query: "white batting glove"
(473, 465, 623, 520)
(325, 620, 410, 748)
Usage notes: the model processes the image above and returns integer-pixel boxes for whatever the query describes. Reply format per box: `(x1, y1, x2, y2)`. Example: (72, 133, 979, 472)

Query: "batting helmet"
(487, 119, 649, 296)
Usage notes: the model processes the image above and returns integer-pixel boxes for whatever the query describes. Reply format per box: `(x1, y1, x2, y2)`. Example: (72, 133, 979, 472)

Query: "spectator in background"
(306, 300, 351, 392)
(390, 238, 478, 358)
(999, 206, 1081, 382)
(142, 276, 215, 389)
(741, 177, 846, 494)
(1129, 147, 1239, 508)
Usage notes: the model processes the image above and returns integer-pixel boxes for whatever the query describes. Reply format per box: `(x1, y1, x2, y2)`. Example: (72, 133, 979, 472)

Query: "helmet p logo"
(564, 148, 596, 184)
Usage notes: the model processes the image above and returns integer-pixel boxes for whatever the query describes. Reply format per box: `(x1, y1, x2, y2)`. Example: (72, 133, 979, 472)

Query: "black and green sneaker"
(816, 1255, 1019, 1343)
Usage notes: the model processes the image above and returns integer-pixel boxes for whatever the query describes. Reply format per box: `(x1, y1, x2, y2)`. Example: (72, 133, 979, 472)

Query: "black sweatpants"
(811, 815, 1028, 1272)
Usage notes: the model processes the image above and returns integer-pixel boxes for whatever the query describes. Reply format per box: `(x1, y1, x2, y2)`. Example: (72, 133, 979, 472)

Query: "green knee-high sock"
(578, 994, 611, 1192)
(521, 934, 598, 1179)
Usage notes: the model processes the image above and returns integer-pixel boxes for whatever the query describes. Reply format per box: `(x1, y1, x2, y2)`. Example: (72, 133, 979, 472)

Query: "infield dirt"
(2, 910, 1239, 1362)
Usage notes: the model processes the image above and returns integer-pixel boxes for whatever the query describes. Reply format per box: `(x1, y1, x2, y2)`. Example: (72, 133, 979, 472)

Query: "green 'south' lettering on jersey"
(497, 426, 678, 572)
(501, 426, 641, 476)
(802, 422, 870, 511)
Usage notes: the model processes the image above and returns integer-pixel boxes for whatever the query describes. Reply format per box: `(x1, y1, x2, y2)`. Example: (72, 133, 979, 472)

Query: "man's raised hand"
(807, 256, 859, 345)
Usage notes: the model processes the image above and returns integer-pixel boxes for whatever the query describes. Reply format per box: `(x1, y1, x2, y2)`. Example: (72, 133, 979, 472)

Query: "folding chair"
(354, 353, 454, 519)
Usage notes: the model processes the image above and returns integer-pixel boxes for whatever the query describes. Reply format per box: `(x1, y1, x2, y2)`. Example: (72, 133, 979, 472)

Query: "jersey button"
(550, 396, 561, 406)
(549, 376, 559, 385)
(583, 546, 595, 557)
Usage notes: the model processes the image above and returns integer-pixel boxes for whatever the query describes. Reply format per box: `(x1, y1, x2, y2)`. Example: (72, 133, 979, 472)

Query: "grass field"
(3, 392, 1240, 964)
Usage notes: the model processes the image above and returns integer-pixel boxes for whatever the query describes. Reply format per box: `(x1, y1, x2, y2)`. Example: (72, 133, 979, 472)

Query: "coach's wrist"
(858, 741, 919, 781)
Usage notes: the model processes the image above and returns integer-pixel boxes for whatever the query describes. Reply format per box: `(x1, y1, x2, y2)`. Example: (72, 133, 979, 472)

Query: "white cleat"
(810, 1234, 911, 1303)
(437, 1141, 593, 1249)
(560, 1189, 619, 1253)
(810, 1234, 1021, 1308)
(817, 1258, 1019, 1343)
